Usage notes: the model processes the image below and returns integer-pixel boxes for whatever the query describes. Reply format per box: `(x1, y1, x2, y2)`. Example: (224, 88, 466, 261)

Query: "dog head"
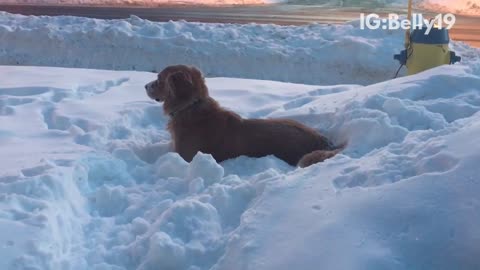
(145, 65, 209, 115)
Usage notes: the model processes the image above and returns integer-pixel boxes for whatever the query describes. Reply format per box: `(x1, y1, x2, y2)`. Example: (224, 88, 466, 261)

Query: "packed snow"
(1, 61, 480, 269)
(1, 10, 480, 270)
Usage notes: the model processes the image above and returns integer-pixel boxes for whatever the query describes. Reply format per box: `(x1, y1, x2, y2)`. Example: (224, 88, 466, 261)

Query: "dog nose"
(145, 81, 155, 93)
(145, 84, 153, 95)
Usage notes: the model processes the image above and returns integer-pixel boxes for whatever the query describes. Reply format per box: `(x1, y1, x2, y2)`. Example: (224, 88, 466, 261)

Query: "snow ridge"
(0, 12, 426, 85)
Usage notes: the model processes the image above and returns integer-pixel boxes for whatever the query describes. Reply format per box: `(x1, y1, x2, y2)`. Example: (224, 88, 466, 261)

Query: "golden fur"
(145, 65, 342, 167)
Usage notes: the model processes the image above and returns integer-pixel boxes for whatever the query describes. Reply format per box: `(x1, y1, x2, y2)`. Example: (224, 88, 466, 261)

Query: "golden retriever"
(145, 65, 342, 168)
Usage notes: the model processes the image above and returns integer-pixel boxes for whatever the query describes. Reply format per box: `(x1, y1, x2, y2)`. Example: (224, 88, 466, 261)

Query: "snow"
(1, 58, 480, 269)
(1, 12, 477, 87)
(1, 11, 480, 270)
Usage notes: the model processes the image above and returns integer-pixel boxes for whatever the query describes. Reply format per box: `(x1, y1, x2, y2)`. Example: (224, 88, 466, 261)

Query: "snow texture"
(1, 11, 480, 270)
(1, 58, 480, 269)
(0, 12, 477, 87)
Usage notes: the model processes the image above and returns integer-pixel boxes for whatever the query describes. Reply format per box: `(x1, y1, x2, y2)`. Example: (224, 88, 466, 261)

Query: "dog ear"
(166, 70, 194, 99)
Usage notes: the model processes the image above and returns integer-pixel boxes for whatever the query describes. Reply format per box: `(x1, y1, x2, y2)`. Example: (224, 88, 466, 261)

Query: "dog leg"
(297, 143, 347, 168)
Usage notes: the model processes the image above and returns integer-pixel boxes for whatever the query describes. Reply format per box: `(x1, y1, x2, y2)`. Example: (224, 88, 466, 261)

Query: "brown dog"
(145, 65, 342, 168)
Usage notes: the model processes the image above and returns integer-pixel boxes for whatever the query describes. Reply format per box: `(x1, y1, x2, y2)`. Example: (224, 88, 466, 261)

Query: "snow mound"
(2, 12, 478, 86)
(1, 58, 480, 269)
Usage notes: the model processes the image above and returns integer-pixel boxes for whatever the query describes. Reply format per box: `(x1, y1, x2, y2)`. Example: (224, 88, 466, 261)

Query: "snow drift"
(0, 11, 403, 86)
(1, 56, 480, 269)
(1, 9, 480, 270)
(0, 12, 478, 87)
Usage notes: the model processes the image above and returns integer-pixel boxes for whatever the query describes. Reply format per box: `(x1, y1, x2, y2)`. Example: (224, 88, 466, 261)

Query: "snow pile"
(215, 63, 480, 270)
(3, 11, 477, 86)
(1, 9, 480, 270)
(1, 57, 480, 269)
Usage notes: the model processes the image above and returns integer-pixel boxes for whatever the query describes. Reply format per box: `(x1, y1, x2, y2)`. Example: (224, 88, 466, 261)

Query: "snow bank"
(1, 57, 480, 269)
(2, 12, 477, 86)
(216, 63, 480, 270)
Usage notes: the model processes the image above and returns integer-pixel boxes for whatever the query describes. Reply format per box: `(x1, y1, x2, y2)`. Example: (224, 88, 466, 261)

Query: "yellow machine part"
(406, 43, 451, 75)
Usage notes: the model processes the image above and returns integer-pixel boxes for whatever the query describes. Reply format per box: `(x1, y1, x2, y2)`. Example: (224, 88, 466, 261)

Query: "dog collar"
(169, 98, 202, 118)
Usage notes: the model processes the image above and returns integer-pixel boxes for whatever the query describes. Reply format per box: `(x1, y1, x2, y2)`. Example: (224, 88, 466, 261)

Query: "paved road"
(0, 4, 479, 47)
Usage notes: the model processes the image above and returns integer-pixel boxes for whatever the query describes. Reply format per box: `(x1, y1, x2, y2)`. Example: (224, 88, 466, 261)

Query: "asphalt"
(0, 4, 479, 47)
